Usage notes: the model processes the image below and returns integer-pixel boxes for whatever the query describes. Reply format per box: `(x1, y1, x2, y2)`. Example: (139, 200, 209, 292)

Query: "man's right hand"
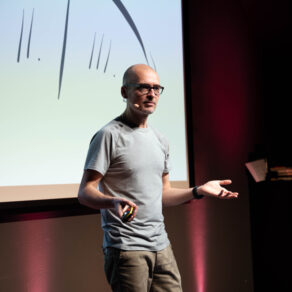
(113, 197, 137, 222)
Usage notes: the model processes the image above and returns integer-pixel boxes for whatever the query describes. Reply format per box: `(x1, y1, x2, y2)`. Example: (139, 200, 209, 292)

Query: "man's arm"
(162, 173, 239, 207)
(78, 169, 137, 220)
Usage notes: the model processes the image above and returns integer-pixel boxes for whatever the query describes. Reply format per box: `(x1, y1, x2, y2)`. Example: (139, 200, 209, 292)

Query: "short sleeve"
(84, 129, 114, 175)
(150, 126, 171, 174)
(163, 143, 171, 173)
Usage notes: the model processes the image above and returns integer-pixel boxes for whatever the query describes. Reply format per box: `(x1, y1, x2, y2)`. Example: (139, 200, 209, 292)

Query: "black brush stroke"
(17, 9, 24, 63)
(58, 0, 70, 100)
(27, 8, 34, 59)
(104, 40, 111, 73)
(113, 0, 148, 64)
(150, 52, 157, 72)
(89, 32, 96, 69)
(96, 34, 104, 70)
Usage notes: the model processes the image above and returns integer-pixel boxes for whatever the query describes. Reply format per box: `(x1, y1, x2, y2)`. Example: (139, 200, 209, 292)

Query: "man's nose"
(147, 88, 155, 99)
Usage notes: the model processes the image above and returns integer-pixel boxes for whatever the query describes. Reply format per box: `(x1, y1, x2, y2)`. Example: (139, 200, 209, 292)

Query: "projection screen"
(0, 0, 188, 203)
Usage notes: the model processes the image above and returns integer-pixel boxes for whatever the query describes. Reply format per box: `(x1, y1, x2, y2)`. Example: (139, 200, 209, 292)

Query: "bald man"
(78, 64, 238, 292)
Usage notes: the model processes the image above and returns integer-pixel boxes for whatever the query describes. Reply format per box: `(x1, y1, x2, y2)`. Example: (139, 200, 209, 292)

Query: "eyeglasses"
(125, 83, 164, 95)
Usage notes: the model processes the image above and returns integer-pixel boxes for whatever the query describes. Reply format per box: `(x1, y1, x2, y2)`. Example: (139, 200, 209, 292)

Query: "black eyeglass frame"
(124, 83, 164, 95)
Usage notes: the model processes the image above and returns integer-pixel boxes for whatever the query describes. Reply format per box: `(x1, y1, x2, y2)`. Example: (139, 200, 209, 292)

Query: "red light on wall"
(17, 218, 54, 292)
(187, 201, 207, 292)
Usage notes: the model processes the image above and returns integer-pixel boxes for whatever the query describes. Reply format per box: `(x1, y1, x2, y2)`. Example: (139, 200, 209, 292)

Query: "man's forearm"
(78, 186, 115, 210)
(162, 187, 194, 207)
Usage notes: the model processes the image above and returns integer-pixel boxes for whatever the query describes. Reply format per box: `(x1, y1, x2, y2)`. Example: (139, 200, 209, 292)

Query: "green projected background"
(0, 0, 187, 197)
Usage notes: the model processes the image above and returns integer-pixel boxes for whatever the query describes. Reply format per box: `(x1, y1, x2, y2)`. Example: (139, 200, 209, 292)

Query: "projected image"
(0, 0, 187, 193)
(16, 0, 155, 100)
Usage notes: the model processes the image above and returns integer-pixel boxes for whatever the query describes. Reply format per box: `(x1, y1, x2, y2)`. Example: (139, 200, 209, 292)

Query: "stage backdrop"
(0, 0, 187, 202)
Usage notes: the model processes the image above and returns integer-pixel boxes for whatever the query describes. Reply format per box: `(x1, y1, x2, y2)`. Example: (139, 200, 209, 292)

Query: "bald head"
(120, 64, 161, 117)
(122, 64, 158, 85)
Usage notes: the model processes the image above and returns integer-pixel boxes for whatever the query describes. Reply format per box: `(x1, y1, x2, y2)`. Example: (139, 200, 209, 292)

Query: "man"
(78, 64, 238, 291)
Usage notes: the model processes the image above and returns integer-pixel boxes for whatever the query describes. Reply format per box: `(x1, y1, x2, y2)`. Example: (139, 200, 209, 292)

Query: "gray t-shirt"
(84, 118, 170, 251)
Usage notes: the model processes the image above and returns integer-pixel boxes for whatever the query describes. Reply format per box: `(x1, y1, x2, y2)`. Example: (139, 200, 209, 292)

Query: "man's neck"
(120, 110, 148, 128)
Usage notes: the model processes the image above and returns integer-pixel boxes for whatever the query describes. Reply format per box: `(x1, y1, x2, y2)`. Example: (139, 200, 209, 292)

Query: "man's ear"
(121, 86, 127, 99)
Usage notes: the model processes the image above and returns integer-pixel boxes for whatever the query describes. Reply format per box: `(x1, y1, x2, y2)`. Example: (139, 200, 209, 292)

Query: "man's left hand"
(197, 180, 239, 199)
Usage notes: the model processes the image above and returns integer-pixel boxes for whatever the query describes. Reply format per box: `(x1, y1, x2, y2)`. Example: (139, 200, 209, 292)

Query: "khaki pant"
(104, 245, 182, 292)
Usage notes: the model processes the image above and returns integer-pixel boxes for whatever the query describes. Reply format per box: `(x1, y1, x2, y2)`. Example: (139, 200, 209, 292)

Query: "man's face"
(122, 68, 161, 115)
